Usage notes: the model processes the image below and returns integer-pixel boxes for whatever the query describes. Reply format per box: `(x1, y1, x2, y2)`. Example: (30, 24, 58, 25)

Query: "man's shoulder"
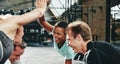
(94, 41, 112, 47)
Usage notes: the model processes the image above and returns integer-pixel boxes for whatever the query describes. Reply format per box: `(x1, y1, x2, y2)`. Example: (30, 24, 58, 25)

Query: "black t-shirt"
(86, 41, 120, 64)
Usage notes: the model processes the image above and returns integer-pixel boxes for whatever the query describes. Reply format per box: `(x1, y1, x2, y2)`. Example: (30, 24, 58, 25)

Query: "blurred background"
(1, 0, 120, 64)
(0, 0, 120, 45)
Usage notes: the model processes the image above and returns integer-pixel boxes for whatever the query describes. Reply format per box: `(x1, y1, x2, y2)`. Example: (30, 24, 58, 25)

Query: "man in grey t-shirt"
(5, 40, 26, 64)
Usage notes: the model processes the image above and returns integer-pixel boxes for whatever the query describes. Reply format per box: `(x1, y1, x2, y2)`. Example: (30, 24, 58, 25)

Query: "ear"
(76, 34, 82, 41)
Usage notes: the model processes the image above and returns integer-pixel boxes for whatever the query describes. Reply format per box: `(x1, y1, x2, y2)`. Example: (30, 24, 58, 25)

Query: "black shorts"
(0, 31, 13, 64)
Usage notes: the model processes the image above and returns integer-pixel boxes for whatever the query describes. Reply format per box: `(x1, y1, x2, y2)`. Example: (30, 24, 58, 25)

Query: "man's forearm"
(12, 0, 47, 26)
(37, 16, 53, 32)
(65, 59, 72, 64)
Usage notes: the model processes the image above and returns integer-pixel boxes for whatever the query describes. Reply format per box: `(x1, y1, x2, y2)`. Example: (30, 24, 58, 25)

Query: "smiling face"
(66, 21, 92, 54)
(67, 30, 84, 53)
(53, 26, 66, 44)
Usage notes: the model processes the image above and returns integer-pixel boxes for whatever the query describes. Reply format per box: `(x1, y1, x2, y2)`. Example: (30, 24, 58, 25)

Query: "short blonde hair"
(67, 21, 92, 41)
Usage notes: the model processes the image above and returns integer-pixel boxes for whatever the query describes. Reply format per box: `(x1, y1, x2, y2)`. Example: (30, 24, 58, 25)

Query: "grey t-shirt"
(0, 31, 13, 64)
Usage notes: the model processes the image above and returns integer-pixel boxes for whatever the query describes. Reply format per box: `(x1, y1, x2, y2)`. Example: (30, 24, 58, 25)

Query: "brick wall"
(82, 0, 106, 41)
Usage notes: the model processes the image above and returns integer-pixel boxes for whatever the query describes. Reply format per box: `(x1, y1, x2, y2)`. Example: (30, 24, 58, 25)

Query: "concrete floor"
(20, 41, 120, 64)
(20, 44, 81, 64)
(21, 46, 64, 64)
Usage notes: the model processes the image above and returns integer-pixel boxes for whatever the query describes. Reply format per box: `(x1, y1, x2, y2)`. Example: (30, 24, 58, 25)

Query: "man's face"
(9, 46, 24, 62)
(67, 30, 83, 53)
(53, 27, 66, 44)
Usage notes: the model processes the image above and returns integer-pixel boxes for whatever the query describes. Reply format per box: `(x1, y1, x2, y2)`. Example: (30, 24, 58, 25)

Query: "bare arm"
(0, 0, 48, 40)
(65, 59, 72, 64)
(38, 15, 53, 32)
(7, 0, 48, 26)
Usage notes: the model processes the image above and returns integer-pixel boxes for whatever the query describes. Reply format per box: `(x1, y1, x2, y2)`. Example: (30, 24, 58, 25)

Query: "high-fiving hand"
(35, 0, 48, 8)
(35, 0, 48, 17)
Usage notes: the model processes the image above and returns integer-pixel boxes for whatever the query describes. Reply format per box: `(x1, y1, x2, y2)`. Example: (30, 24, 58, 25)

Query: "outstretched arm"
(7, 0, 48, 27)
(38, 15, 53, 32)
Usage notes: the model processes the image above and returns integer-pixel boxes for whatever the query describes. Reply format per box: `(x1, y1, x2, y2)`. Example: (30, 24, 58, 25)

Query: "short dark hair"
(55, 21, 68, 29)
